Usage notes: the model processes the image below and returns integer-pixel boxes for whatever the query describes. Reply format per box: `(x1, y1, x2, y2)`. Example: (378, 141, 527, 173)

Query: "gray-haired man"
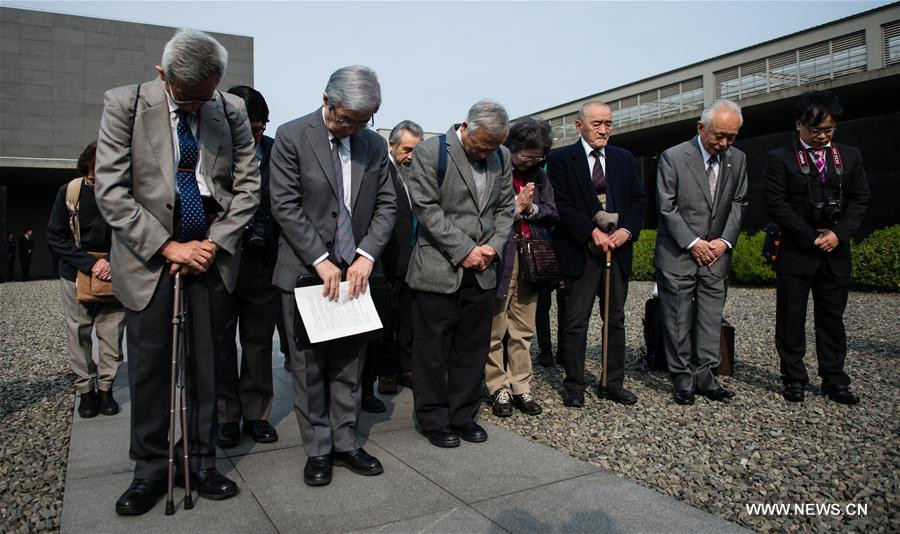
(406, 100, 515, 448)
(270, 66, 396, 486)
(654, 99, 748, 405)
(95, 29, 259, 515)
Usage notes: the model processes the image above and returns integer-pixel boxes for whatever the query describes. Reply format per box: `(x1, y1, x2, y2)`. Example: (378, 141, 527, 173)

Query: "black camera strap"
(793, 140, 844, 177)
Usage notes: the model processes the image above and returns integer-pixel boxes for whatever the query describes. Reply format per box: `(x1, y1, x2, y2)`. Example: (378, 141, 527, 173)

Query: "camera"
(811, 187, 842, 225)
(243, 219, 267, 250)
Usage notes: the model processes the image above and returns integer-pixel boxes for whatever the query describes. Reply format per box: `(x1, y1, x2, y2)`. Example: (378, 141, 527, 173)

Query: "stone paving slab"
(61, 347, 749, 533)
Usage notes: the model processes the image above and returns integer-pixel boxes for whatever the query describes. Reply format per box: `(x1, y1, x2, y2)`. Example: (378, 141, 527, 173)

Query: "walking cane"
(601, 249, 612, 389)
(165, 272, 193, 515)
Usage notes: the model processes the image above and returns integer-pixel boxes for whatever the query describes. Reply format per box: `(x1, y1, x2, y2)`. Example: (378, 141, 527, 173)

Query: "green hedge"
(627, 225, 899, 291)
(851, 225, 900, 291)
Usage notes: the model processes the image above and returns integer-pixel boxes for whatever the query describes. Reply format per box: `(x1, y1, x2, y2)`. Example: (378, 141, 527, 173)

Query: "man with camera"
(216, 86, 281, 447)
(764, 90, 869, 405)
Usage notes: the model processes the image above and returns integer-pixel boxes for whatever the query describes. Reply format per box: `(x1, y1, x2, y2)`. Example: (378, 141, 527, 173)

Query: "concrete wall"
(0, 6, 254, 161)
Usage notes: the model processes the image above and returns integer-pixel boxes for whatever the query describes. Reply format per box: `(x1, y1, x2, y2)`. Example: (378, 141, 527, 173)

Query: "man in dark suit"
(764, 90, 869, 405)
(406, 100, 514, 448)
(95, 29, 259, 515)
(654, 99, 747, 406)
(361, 120, 424, 412)
(547, 102, 648, 408)
(215, 86, 281, 448)
(269, 65, 396, 486)
(18, 229, 33, 281)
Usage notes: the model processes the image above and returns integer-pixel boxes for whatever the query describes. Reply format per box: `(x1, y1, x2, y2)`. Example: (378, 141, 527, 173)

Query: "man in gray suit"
(269, 66, 396, 486)
(654, 99, 748, 406)
(406, 100, 515, 448)
(95, 30, 259, 515)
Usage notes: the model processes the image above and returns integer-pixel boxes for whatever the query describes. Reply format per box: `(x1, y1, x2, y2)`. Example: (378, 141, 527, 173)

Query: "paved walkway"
(61, 350, 747, 533)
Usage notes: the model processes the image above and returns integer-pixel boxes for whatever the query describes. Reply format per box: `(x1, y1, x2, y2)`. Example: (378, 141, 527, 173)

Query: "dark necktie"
(175, 110, 206, 241)
(331, 137, 356, 266)
(707, 154, 719, 201)
(812, 149, 827, 182)
(591, 149, 606, 194)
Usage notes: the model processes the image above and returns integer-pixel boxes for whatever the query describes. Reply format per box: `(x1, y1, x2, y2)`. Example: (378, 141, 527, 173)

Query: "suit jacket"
(654, 137, 748, 278)
(381, 162, 416, 280)
(547, 141, 647, 279)
(269, 108, 396, 292)
(405, 126, 515, 294)
(18, 235, 32, 257)
(95, 79, 260, 311)
(763, 140, 869, 277)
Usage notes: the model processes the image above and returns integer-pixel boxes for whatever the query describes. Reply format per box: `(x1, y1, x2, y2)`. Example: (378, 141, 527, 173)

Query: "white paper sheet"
(293, 281, 383, 344)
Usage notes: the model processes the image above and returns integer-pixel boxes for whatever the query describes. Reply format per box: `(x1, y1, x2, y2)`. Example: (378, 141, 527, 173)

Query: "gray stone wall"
(0, 7, 254, 161)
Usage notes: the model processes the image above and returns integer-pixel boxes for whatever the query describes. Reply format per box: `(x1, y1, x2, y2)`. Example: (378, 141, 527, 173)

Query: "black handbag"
(515, 225, 560, 285)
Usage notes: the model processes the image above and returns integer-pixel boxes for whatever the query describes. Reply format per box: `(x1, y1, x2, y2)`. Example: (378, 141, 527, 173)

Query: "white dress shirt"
(313, 108, 373, 266)
(688, 139, 731, 250)
(581, 137, 606, 177)
(165, 91, 212, 197)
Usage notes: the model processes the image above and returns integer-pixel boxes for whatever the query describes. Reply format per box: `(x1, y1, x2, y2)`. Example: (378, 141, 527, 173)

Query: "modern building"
(0, 6, 254, 280)
(526, 3, 900, 235)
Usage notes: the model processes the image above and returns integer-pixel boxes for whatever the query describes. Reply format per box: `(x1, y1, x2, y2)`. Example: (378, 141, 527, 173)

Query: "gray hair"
(389, 120, 424, 146)
(577, 101, 611, 121)
(466, 99, 509, 137)
(700, 99, 743, 126)
(325, 65, 382, 113)
(162, 29, 228, 84)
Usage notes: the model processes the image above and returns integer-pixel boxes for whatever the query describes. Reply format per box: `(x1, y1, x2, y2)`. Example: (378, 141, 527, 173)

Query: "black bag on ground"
(642, 298, 667, 371)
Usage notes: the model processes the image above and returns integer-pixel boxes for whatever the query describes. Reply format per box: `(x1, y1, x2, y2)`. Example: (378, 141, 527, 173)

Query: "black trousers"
(125, 268, 227, 480)
(363, 279, 413, 390)
(412, 271, 493, 432)
(560, 252, 628, 393)
(536, 285, 567, 360)
(775, 260, 851, 387)
(217, 252, 279, 423)
(19, 254, 31, 281)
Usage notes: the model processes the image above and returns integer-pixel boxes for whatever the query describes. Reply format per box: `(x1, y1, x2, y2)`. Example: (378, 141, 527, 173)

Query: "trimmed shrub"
(851, 225, 900, 291)
(630, 229, 656, 281)
(731, 231, 776, 286)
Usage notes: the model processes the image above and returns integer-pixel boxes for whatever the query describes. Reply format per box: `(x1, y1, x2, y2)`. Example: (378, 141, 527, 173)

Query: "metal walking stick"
(601, 249, 612, 389)
(165, 272, 193, 515)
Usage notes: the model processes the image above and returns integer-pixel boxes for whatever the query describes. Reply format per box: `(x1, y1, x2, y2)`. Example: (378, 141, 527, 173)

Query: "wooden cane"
(601, 249, 612, 388)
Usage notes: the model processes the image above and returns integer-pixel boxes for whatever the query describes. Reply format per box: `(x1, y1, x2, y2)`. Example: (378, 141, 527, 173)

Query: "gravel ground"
(481, 281, 899, 532)
(1, 280, 897, 532)
(1, 280, 73, 533)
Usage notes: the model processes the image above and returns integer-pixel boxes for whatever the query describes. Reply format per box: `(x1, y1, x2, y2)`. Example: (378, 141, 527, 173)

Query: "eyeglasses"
(516, 153, 546, 163)
(330, 105, 374, 128)
(166, 81, 216, 106)
(804, 125, 837, 136)
(250, 124, 267, 136)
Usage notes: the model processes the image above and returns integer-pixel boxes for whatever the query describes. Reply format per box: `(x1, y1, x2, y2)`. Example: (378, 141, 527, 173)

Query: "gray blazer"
(269, 109, 396, 292)
(95, 79, 260, 311)
(654, 137, 748, 278)
(405, 126, 515, 294)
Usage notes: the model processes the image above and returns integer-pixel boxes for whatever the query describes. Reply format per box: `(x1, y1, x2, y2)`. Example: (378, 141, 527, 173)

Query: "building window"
(883, 20, 900, 66)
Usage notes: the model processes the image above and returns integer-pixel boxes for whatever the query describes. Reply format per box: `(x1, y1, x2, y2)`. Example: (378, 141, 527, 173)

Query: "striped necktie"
(331, 137, 356, 266)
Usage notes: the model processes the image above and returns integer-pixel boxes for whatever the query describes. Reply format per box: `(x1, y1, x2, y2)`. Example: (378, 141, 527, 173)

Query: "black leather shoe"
(491, 390, 513, 417)
(243, 420, 278, 443)
(115, 478, 166, 516)
(597, 386, 638, 405)
(822, 385, 860, 405)
(699, 387, 735, 402)
(782, 381, 805, 402)
(78, 390, 99, 419)
(361, 393, 386, 413)
(562, 391, 584, 408)
(512, 392, 543, 415)
(175, 468, 238, 500)
(333, 448, 384, 476)
(451, 422, 488, 443)
(217, 422, 240, 448)
(673, 389, 695, 405)
(422, 427, 460, 448)
(377, 375, 399, 395)
(538, 351, 555, 368)
(303, 455, 332, 486)
(98, 389, 120, 416)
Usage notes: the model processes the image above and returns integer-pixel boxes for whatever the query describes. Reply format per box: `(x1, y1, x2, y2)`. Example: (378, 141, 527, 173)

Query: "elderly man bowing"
(269, 66, 396, 486)
(95, 29, 259, 515)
